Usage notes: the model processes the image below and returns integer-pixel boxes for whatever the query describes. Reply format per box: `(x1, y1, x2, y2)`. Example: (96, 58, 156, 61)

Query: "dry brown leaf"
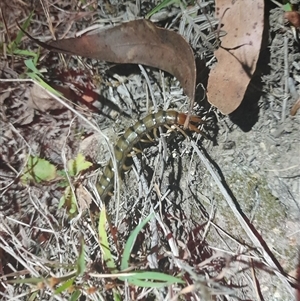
(290, 98, 300, 116)
(28, 84, 65, 111)
(285, 11, 300, 29)
(23, 19, 196, 106)
(207, 0, 265, 114)
(76, 184, 92, 212)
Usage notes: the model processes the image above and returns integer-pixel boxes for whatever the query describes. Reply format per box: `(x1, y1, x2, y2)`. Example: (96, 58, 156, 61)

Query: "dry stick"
(131, 151, 160, 270)
(0, 122, 31, 194)
(147, 215, 159, 269)
(282, 35, 289, 123)
(250, 258, 263, 301)
(269, 0, 283, 7)
(40, 0, 55, 39)
(39, 0, 69, 69)
(139, 64, 158, 112)
(0, 227, 40, 278)
(191, 141, 294, 297)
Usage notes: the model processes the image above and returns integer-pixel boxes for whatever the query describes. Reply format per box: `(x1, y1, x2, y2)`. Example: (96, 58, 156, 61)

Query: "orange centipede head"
(178, 113, 205, 133)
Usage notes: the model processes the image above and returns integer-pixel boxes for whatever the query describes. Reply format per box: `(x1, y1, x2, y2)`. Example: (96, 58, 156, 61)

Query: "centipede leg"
(163, 124, 189, 139)
(127, 146, 143, 156)
(139, 133, 155, 144)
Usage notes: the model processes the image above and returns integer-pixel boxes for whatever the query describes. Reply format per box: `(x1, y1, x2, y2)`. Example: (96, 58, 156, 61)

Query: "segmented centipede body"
(96, 110, 202, 201)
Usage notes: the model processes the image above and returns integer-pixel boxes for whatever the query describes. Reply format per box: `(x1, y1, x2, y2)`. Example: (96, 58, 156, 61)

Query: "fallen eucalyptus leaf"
(207, 0, 265, 114)
(22, 19, 196, 105)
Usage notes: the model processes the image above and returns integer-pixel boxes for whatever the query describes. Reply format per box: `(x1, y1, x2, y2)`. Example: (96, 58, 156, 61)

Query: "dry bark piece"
(207, 0, 265, 114)
(24, 19, 196, 106)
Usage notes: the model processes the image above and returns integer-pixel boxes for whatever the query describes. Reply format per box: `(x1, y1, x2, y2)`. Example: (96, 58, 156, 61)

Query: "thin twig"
(282, 35, 289, 122)
(191, 141, 294, 297)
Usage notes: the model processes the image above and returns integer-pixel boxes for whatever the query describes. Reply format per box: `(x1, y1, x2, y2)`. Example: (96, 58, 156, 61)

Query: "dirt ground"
(0, 0, 299, 300)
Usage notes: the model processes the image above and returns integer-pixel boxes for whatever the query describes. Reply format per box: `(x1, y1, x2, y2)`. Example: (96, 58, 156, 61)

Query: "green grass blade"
(9, 11, 34, 52)
(54, 277, 75, 294)
(70, 290, 81, 301)
(12, 49, 38, 57)
(76, 238, 86, 276)
(120, 213, 154, 270)
(7, 277, 43, 284)
(146, 0, 179, 18)
(15, 11, 34, 45)
(27, 74, 63, 97)
(119, 271, 184, 288)
(98, 206, 118, 273)
(33, 48, 40, 66)
(28, 291, 39, 301)
(25, 58, 43, 76)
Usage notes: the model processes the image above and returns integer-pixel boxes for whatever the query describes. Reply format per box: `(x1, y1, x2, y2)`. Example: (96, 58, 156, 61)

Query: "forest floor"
(0, 0, 299, 300)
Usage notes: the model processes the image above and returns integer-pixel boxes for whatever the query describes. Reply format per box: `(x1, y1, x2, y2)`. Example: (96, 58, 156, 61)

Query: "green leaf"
(121, 214, 154, 270)
(57, 170, 69, 187)
(112, 289, 122, 301)
(67, 153, 93, 177)
(98, 206, 118, 273)
(58, 188, 68, 209)
(69, 193, 78, 214)
(21, 156, 56, 184)
(283, 3, 293, 12)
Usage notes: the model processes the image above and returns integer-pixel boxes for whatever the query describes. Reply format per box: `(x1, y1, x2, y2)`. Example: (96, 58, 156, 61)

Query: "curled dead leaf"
(207, 0, 265, 114)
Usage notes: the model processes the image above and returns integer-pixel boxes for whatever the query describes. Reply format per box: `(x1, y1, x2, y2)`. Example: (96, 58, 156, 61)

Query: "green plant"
(6, 210, 184, 299)
(98, 208, 184, 294)
(22, 153, 92, 215)
(58, 153, 93, 215)
(21, 156, 57, 183)
(7, 238, 86, 300)
(6, 11, 62, 96)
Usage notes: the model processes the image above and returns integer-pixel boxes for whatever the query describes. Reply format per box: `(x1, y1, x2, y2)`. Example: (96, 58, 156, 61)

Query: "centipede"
(96, 110, 203, 201)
